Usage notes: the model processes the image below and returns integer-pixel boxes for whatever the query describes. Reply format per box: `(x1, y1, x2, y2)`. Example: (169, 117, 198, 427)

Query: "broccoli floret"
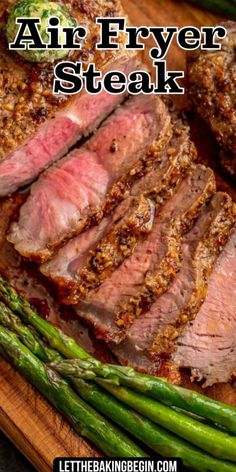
(6, 0, 77, 62)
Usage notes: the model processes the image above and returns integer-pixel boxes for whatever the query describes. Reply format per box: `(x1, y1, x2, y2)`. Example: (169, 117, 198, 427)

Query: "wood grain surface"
(0, 1, 226, 470)
(0, 358, 101, 472)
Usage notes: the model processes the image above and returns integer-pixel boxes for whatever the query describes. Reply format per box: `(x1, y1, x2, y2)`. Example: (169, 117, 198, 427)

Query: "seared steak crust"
(0, 56, 140, 198)
(41, 218, 112, 290)
(114, 193, 235, 373)
(67, 196, 155, 301)
(8, 95, 170, 263)
(114, 165, 216, 340)
(42, 120, 195, 304)
(150, 192, 235, 357)
(0, 0, 138, 194)
(130, 120, 194, 199)
(76, 165, 216, 344)
(41, 195, 155, 303)
(173, 226, 236, 387)
(188, 21, 236, 178)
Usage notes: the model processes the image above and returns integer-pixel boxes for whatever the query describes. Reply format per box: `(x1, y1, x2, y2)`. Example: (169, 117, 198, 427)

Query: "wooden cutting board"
(0, 1, 225, 471)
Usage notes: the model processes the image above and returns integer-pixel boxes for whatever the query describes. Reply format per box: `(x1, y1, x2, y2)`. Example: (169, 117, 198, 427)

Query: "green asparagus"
(0, 301, 60, 363)
(189, 0, 236, 18)
(3, 301, 212, 461)
(70, 378, 236, 472)
(52, 357, 236, 462)
(1, 275, 236, 435)
(2, 300, 215, 461)
(0, 325, 146, 458)
(0, 282, 235, 471)
(1, 316, 236, 471)
(2, 277, 236, 467)
(0, 276, 89, 360)
(49, 357, 236, 435)
(97, 382, 236, 462)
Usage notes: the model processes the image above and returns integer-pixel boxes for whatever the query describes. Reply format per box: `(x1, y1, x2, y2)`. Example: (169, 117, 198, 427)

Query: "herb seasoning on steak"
(114, 192, 235, 375)
(76, 165, 216, 344)
(188, 21, 236, 178)
(0, 0, 140, 195)
(8, 94, 170, 263)
(40, 119, 194, 303)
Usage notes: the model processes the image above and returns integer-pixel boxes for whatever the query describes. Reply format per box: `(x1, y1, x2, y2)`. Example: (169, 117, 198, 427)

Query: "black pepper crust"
(0, 0, 127, 160)
(187, 21, 236, 178)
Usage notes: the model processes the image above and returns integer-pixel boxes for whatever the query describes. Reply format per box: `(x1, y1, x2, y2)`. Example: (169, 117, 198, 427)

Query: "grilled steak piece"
(76, 196, 155, 288)
(114, 193, 235, 374)
(0, 56, 140, 198)
(40, 120, 195, 303)
(8, 95, 170, 263)
(0, 0, 140, 195)
(76, 165, 216, 344)
(188, 21, 236, 178)
(173, 226, 236, 387)
(130, 120, 194, 198)
(41, 195, 155, 302)
(41, 218, 111, 289)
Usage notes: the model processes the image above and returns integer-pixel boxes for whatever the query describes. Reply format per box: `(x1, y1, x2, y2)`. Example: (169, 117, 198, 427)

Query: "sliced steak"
(41, 121, 195, 303)
(41, 195, 155, 302)
(114, 192, 235, 373)
(40, 218, 111, 290)
(76, 165, 216, 344)
(81, 196, 155, 284)
(0, 0, 130, 162)
(130, 120, 195, 199)
(0, 55, 141, 198)
(8, 94, 170, 263)
(0, 0, 140, 195)
(173, 225, 236, 387)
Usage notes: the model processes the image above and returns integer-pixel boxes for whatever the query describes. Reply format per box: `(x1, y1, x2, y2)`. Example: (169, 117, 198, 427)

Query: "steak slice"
(114, 192, 235, 373)
(76, 165, 216, 344)
(41, 120, 195, 303)
(41, 195, 155, 302)
(8, 94, 170, 263)
(0, 0, 131, 161)
(0, 55, 140, 198)
(40, 217, 111, 290)
(173, 225, 236, 387)
(130, 120, 194, 198)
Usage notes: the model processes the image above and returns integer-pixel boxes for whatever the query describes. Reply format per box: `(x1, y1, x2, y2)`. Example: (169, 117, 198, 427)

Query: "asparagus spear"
(72, 378, 236, 472)
(189, 0, 236, 18)
(0, 301, 61, 363)
(48, 357, 236, 435)
(0, 276, 89, 360)
(51, 357, 236, 462)
(3, 304, 235, 470)
(0, 284, 235, 470)
(1, 276, 236, 436)
(0, 325, 146, 458)
(1, 320, 236, 472)
(0, 299, 219, 438)
(98, 382, 236, 462)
